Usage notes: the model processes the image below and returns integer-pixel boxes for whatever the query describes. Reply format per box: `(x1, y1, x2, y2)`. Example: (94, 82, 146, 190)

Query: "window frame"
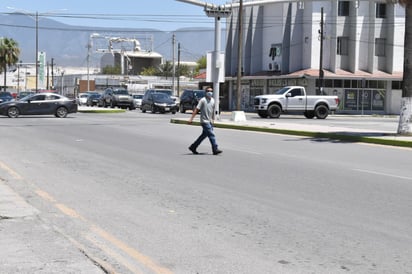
(375, 38, 386, 57)
(337, 36, 349, 56)
(376, 3, 386, 19)
(338, 1, 350, 16)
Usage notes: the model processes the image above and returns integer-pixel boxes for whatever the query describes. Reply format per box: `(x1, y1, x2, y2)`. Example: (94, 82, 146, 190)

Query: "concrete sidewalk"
(0, 180, 104, 273)
(171, 114, 412, 148)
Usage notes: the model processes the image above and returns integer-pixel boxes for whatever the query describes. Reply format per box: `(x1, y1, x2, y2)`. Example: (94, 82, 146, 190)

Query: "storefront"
(226, 73, 402, 115)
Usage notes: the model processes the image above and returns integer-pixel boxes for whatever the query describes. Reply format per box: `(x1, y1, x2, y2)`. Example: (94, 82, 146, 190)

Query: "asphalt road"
(1, 111, 411, 273)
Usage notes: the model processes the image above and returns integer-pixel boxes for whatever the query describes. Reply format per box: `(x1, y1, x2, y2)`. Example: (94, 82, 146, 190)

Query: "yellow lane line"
(0, 161, 173, 274)
(84, 233, 144, 274)
(36, 189, 173, 273)
(90, 225, 173, 274)
(0, 161, 23, 180)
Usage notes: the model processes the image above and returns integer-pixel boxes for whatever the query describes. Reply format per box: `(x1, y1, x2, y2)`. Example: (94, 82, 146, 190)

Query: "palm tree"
(397, 0, 412, 135)
(0, 37, 20, 91)
(157, 61, 173, 79)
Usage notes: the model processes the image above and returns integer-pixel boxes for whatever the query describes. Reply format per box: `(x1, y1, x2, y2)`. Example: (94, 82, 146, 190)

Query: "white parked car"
(132, 93, 144, 108)
(77, 93, 89, 105)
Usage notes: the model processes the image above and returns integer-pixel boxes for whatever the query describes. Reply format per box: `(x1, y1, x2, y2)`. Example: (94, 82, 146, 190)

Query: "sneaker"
(213, 149, 222, 155)
(189, 145, 199, 155)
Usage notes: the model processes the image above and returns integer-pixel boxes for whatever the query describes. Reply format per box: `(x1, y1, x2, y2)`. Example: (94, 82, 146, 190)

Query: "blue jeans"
(191, 122, 218, 151)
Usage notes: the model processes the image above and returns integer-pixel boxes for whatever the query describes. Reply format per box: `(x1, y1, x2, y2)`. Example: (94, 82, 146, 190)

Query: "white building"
(224, 0, 405, 114)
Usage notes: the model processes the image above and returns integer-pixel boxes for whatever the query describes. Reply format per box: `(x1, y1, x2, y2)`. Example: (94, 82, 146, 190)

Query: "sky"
(1, 0, 231, 31)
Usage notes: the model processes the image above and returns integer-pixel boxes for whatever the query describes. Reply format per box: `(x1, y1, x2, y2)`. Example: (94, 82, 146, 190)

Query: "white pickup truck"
(253, 86, 340, 119)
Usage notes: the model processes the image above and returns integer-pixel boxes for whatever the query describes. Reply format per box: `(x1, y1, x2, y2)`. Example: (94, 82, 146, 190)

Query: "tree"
(158, 61, 173, 79)
(197, 55, 206, 70)
(102, 65, 121, 75)
(195, 56, 206, 75)
(141, 66, 157, 76)
(0, 38, 20, 91)
(176, 64, 191, 77)
(397, 0, 412, 135)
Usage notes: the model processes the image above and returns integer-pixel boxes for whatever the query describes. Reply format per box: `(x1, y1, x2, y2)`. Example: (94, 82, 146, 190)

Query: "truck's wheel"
(315, 105, 329, 119)
(304, 111, 315, 119)
(267, 104, 281, 118)
(257, 111, 268, 118)
(180, 104, 185, 113)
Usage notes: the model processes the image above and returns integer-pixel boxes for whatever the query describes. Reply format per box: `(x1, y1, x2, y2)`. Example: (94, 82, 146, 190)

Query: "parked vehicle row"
(77, 88, 179, 114)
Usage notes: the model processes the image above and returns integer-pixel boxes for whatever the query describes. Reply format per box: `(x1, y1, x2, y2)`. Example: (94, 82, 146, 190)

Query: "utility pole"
(172, 33, 176, 95)
(51, 58, 54, 89)
(318, 7, 324, 95)
(87, 39, 91, 92)
(17, 61, 21, 93)
(35, 11, 38, 92)
(177, 42, 181, 97)
(46, 61, 49, 89)
(236, 0, 243, 110)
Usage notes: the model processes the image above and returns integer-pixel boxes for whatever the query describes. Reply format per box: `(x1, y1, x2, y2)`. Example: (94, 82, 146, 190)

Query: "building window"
(338, 1, 350, 16)
(392, 81, 402, 90)
(334, 79, 343, 88)
(376, 3, 386, 18)
(337, 36, 349, 55)
(375, 38, 386, 57)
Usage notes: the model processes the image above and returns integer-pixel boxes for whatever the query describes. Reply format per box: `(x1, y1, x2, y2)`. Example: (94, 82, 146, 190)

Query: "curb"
(170, 118, 412, 149)
(78, 109, 126, 114)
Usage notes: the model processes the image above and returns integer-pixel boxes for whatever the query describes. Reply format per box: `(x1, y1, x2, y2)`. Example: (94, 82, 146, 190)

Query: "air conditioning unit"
(268, 62, 280, 72)
(274, 62, 279, 71)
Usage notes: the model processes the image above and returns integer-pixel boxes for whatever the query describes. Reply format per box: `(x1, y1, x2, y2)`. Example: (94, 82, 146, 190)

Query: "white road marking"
(353, 169, 412, 181)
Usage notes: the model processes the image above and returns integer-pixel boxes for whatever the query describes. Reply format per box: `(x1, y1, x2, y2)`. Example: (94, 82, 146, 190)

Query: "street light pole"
(35, 11, 38, 92)
(87, 33, 100, 92)
(61, 70, 65, 95)
(236, 0, 243, 110)
(17, 61, 21, 93)
(87, 37, 91, 92)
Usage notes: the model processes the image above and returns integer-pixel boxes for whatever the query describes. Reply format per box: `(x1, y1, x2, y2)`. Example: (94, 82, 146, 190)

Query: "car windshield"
(0, 92, 12, 98)
(274, 87, 291, 95)
(19, 94, 35, 101)
(113, 89, 129, 95)
(152, 93, 169, 100)
(156, 90, 172, 96)
(194, 91, 205, 98)
(18, 92, 33, 97)
(133, 94, 143, 99)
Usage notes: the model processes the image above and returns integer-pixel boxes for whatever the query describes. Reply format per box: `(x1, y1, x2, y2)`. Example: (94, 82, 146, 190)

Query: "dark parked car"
(100, 87, 135, 110)
(143, 89, 178, 102)
(0, 92, 14, 103)
(0, 92, 78, 118)
(86, 93, 102, 106)
(179, 89, 205, 113)
(17, 91, 35, 100)
(141, 92, 178, 114)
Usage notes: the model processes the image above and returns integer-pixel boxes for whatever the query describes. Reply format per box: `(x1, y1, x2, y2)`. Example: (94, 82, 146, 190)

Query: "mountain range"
(0, 12, 222, 67)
